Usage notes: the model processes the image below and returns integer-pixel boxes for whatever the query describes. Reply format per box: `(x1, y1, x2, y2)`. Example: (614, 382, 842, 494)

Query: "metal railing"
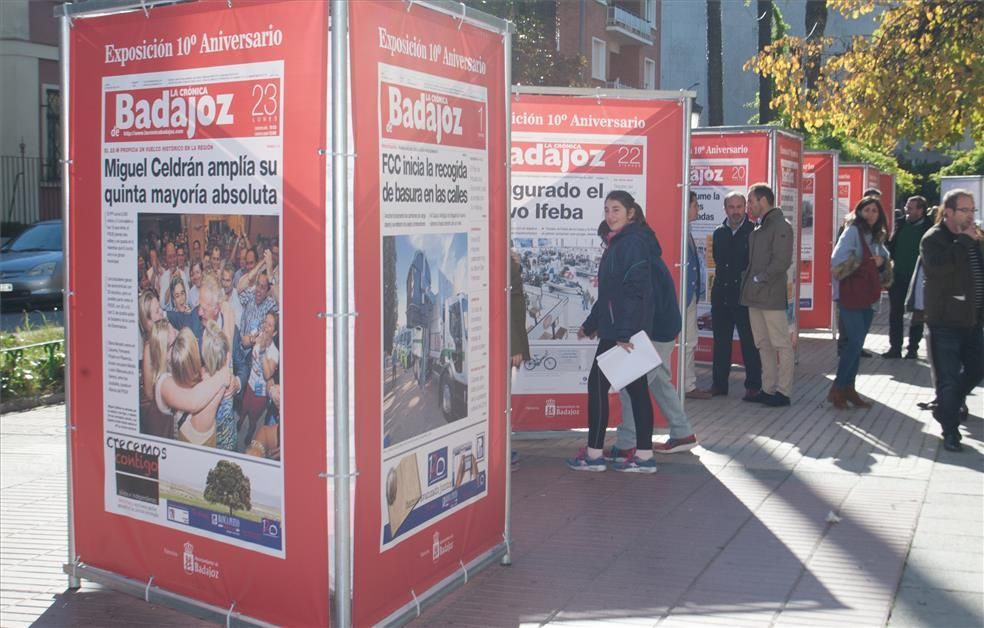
(2, 155, 62, 225)
(605, 78, 630, 89)
(1, 338, 65, 382)
(607, 5, 655, 42)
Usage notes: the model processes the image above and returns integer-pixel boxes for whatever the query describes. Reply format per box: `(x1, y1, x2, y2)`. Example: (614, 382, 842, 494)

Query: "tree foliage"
(934, 145, 984, 184)
(203, 460, 252, 515)
(463, 0, 585, 86)
(746, 0, 984, 150)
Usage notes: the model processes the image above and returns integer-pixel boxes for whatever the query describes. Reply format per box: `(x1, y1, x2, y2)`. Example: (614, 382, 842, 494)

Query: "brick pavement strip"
(0, 318, 981, 627)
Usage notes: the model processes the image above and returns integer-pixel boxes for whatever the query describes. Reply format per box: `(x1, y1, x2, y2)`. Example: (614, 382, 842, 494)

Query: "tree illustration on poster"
(204, 460, 252, 516)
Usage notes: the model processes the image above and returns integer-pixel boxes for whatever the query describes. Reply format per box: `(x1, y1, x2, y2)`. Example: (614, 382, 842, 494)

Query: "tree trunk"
(805, 0, 828, 91)
(707, 0, 723, 126)
(757, 0, 774, 124)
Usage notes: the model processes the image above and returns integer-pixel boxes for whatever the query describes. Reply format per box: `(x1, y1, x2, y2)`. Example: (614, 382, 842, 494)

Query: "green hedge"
(1, 322, 65, 401)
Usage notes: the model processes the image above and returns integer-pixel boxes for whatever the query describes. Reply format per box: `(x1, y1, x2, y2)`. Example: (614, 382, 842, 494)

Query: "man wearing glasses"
(920, 189, 983, 452)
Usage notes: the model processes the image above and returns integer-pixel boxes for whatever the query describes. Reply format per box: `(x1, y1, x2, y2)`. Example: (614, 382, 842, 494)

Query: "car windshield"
(6, 223, 62, 252)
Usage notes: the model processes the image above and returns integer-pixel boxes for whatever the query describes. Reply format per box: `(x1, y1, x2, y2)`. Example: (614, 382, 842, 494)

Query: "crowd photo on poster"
(136, 213, 282, 461)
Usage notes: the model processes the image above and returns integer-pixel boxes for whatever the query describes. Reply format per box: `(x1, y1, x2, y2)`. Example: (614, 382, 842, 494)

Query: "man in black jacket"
(701, 192, 762, 399)
(883, 195, 931, 358)
(921, 189, 983, 452)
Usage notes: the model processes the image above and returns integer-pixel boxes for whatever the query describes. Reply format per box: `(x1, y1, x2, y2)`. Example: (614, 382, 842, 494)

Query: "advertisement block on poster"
(801, 151, 839, 330)
(689, 131, 770, 363)
(510, 95, 686, 430)
(67, 2, 329, 625)
(838, 170, 854, 219)
(349, 2, 508, 625)
(800, 171, 816, 311)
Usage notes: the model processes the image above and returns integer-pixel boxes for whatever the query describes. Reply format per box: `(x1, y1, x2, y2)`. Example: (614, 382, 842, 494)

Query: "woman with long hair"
(570, 190, 657, 473)
(146, 321, 229, 445)
(137, 290, 175, 437)
(830, 196, 892, 409)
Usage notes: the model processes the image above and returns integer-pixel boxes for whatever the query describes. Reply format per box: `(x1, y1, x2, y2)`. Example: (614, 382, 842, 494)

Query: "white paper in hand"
(596, 330, 661, 391)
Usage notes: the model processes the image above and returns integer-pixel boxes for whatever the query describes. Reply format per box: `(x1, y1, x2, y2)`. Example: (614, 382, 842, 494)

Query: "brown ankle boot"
(829, 384, 849, 410)
(845, 386, 872, 408)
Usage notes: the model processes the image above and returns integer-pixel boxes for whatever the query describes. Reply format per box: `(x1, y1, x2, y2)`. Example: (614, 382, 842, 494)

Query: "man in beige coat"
(740, 183, 794, 407)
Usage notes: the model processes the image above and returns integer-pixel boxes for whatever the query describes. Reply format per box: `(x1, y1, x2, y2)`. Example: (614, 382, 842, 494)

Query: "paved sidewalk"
(1, 318, 981, 627)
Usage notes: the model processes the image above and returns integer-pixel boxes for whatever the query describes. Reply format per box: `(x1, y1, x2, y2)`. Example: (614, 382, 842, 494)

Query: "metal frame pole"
(830, 151, 840, 339)
(59, 12, 80, 590)
(500, 22, 513, 568)
(330, 1, 353, 625)
(677, 96, 693, 405)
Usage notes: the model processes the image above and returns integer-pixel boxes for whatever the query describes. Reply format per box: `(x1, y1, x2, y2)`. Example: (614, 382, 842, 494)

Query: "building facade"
(557, 0, 661, 90)
(1, 0, 61, 226)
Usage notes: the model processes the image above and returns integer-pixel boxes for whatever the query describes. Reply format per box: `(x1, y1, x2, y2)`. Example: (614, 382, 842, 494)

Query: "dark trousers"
(711, 303, 762, 392)
(587, 339, 653, 450)
(888, 278, 924, 353)
(928, 325, 984, 439)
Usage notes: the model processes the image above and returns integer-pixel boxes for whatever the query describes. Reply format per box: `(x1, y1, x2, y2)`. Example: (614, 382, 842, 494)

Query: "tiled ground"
(1, 315, 981, 627)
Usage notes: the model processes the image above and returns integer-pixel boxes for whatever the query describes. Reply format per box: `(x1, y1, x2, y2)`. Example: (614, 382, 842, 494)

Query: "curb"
(0, 392, 65, 415)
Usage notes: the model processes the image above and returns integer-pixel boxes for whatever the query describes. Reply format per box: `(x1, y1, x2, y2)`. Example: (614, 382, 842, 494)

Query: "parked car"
(0, 220, 64, 310)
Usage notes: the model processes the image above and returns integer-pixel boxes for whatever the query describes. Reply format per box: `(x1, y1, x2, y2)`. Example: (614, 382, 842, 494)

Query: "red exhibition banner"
(68, 1, 329, 625)
(689, 130, 771, 363)
(839, 163, 890, 233)
(510, 95, 687, 430)
(801, 151, 839, 329)
(348, 3, 508, 625)
(880, 171, 896, 229)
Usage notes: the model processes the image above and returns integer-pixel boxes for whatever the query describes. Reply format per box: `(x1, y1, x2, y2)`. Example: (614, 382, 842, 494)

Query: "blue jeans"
(615, 340, 694, 447)
(835, 305, 874, 387)
(928, 325, 984, 439)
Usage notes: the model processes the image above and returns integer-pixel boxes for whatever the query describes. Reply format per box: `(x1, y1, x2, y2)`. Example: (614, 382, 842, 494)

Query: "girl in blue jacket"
(571, 190, 657, 473)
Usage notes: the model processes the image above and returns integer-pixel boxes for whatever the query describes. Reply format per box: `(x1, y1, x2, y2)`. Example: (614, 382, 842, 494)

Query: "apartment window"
(42, 87, 61, 183)
(644, 58, 656, 89)
(591, 38, 607, 81)
(644, 0, 656, 24)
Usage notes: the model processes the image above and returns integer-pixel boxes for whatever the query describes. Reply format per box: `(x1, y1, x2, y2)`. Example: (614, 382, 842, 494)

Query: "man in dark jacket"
(740, 183, 795, 407)
(920, 189, 983, 452)
(701, 192, 762, 399)
(883, 195, 931, 358)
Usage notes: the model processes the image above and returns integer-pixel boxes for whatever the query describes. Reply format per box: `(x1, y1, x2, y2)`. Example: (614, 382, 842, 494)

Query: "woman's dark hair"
(852, 196, 887, 236)
(604, 190, 646, 224)
(599, 190, 650, 242)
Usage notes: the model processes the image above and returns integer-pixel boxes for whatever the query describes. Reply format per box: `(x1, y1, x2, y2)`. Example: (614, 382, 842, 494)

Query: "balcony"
(606, 5, 655, 45)
(605, 79, 640, 89)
